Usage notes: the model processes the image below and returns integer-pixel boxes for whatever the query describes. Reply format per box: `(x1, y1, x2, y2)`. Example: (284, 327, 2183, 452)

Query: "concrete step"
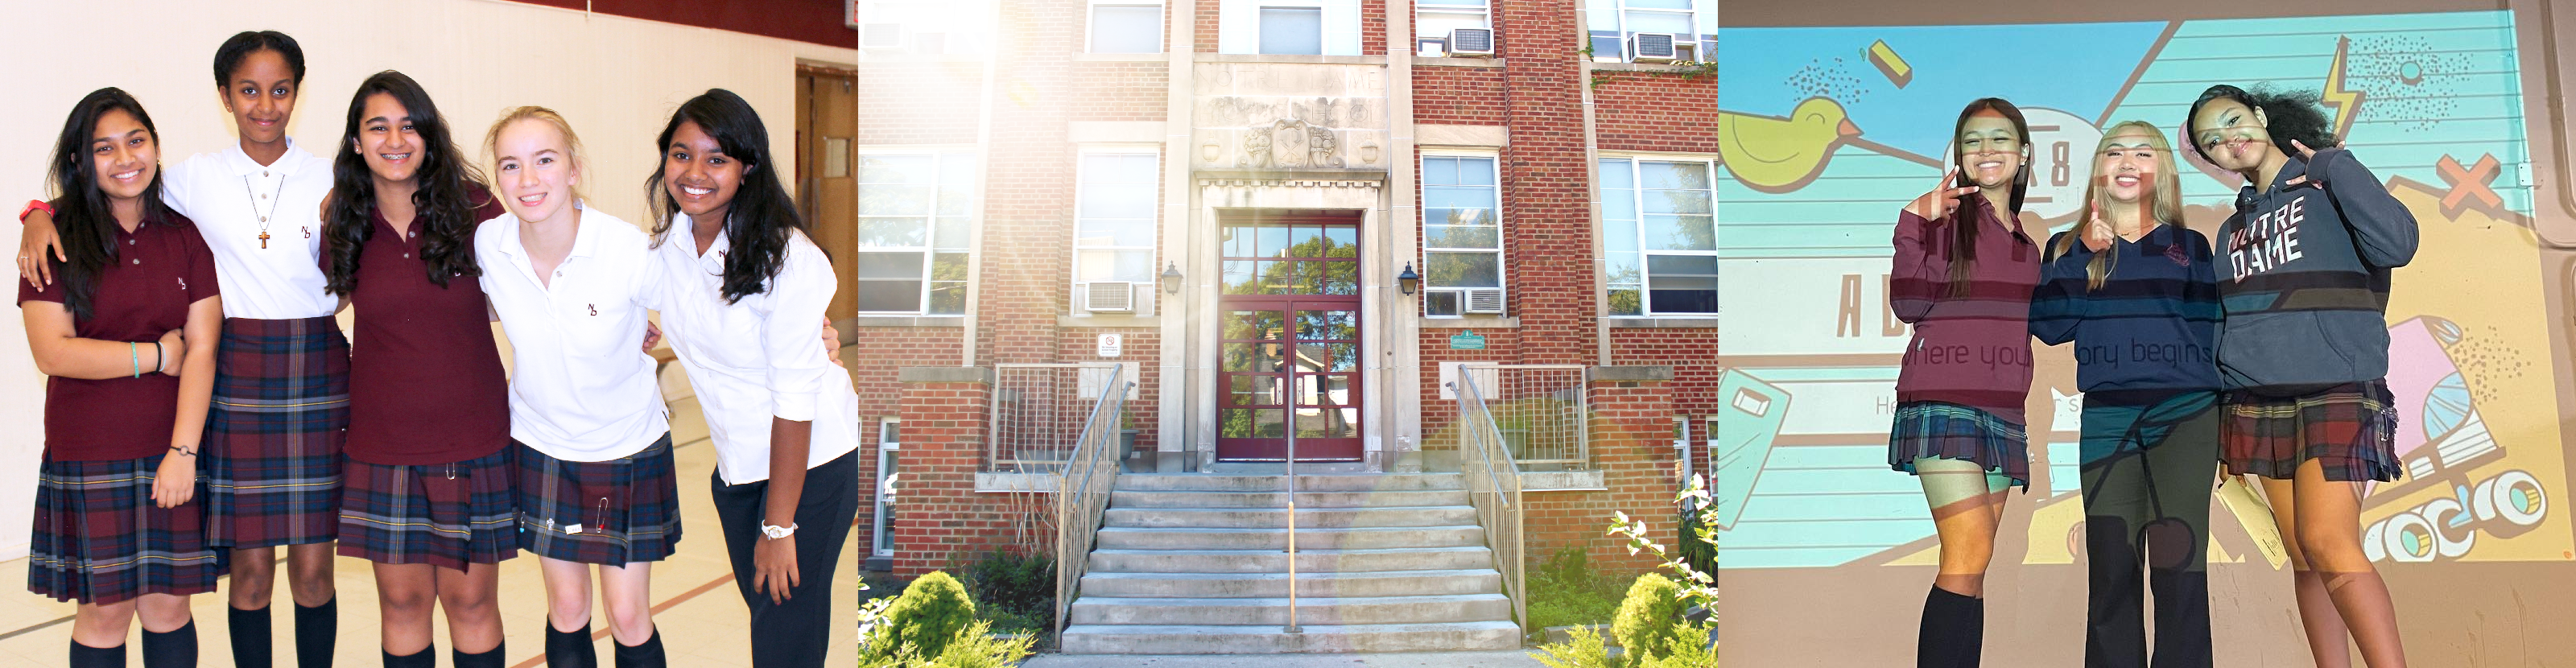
(1058, 621, 1523, 654)
(1067, 594, 1513, 626)
(1094, 526, 1485, 550)
(1109, 489, 1472, 509)
(1103, 505, 1478, 530)
(1086, 546, 1496, 574)
(1113, 473, 1464, 493)
(1076, 569, 1502, 599)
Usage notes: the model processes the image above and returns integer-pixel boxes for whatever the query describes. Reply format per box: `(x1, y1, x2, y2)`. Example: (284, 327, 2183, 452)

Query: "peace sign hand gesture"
(1903, 167, 1983, 222)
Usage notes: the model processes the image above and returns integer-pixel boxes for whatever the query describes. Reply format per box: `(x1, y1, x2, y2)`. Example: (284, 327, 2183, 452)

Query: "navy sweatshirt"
(2215, 151, 2417, 393)
(2029, 224, 2223, 396)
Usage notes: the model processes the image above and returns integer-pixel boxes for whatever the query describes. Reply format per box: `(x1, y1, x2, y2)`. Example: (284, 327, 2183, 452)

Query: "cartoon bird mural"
(1718, 97, 1863, 193)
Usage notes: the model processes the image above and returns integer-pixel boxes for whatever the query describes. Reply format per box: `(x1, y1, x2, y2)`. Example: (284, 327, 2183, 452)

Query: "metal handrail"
(1053, 365, 1132, 641)
(1448, 373, 1528, 642)
(1459, 363, 1588, 469)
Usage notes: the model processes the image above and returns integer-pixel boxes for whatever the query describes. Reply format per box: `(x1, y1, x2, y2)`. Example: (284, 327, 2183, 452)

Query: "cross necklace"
(240, 175, 287, 249)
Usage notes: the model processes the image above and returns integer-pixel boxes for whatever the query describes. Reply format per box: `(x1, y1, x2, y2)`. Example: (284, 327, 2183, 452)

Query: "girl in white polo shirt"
(474, 106, 674, 668)
(643, 89, 861, 668)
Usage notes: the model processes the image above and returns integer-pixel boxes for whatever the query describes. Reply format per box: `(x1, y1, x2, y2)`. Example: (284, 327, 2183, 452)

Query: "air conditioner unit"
(860, 23, 906, 50)
(1448, 28, 1495, 57)
(1630, 32, 1678, 63)
(1417, 37, 1448, 58)
(1464, 288, 1506, 315)
(1084, 282, 1135, 313)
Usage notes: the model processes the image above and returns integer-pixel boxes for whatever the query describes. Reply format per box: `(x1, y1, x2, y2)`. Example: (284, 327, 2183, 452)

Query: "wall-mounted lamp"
(1159, 262, 1184, 295)
(1397, 262, 1421, 296)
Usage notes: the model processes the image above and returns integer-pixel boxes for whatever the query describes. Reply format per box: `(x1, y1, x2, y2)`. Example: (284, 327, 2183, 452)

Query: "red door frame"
(1214, 210, 1364, 462)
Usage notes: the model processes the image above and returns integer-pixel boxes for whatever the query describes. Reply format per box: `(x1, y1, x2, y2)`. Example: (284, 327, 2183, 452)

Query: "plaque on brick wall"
(1449, 331, 1486, 350)
(1097, 333, 1123, 358)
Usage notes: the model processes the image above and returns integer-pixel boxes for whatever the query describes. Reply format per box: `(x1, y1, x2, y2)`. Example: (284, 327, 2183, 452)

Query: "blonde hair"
(2056, 120, 2184, 289)
(482, 105, 587, 203)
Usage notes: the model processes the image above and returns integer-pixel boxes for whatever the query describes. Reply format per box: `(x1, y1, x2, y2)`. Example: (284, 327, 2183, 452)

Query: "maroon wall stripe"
(506, 0, 854, 49)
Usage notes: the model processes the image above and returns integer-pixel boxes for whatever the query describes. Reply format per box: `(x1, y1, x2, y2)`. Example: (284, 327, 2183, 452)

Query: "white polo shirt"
(159, 140, 337, 320)
(652, 216, 861, 486)
(476, 203, 669, 462)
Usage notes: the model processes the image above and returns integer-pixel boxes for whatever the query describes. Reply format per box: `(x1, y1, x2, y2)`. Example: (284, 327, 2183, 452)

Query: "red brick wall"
(1411, 66, 1510, 124)
(1610, 328, 1723, 419)
(1363, 0, 1388, 56)
(1593, 74, 1721, 155)
(1196, 0, 1220, 52)
(1072, 62, 1172, 122)
(1521, 371, 1682, 575)
(857, 64, 985, 145)
(1055, 328, 1163, 451)
(852, 328, 967, 419)
(891, 376, 1001, 576)
(1414, 325, 1527, 452)
(1493, 0, 1595, 365)
(980, 0, 1083, 366)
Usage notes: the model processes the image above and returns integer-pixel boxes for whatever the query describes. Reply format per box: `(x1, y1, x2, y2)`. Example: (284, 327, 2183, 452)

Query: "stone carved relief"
(1199, 97, 1377, 129)
(1241, 119, 1343, 168)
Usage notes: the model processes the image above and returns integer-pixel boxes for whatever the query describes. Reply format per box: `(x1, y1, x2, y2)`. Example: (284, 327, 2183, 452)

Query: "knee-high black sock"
(613, 629, 665, 668)
(69, 641, 126, 668)
(140, 621, 197, 668)
(452, 641, 506, 668)
(295, 599, 336, 668)
(382, 645, 434, 668)
(1918, 586, 1984, 668)
(547, 622, 598, 668)
(229, 605, 273, 668)
(1960, 593, 1984, 668)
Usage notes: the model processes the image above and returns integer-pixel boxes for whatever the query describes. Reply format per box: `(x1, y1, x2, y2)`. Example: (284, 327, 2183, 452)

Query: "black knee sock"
(1960, 593, 1984, 668)
(140, 621, 197, 668)
(69, 641, 126, 668)
(382, 645, 434, 668)
(1918, 586, 1984, 668)
(613, 629, 664, 668)
(229, 605, 273, 668)
(295, 599, 337, 668)
(452, 641, 506, 668)
(547, 622, 598, 668)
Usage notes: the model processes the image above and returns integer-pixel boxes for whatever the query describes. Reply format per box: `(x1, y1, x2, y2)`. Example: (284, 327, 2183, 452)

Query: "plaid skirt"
(515, 434, 681, 565)
(29, 456, 224, 604)
(2221, 381, 2404, 482)
(205, 316, 349, 549)
(1889, 402, 2031, 490)
(338, 448, 519, 570)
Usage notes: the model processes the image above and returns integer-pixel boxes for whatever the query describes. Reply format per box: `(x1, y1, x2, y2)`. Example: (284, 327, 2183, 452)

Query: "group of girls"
(17, 30, 861, 668)
(1889, 89, 2419, 668)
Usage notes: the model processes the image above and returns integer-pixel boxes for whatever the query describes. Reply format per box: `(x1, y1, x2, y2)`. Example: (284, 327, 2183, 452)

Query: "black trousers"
(2079, 393, 2219, 668)
(711, 449, 861, 668)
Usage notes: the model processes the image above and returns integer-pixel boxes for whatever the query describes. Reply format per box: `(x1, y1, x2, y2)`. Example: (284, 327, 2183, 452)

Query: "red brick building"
(848, 0, 1715, 590)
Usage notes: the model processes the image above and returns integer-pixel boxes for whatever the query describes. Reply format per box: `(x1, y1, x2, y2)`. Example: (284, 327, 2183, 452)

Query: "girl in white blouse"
(475, 107, 677, 668)
(643, 89, 861, 668)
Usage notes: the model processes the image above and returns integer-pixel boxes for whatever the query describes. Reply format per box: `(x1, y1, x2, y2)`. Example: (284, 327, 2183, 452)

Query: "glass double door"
(1218, 299, 1362, 461)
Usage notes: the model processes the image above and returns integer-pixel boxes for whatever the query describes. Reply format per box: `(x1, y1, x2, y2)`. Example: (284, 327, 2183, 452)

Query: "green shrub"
(1632, 621, 1719, 668)
(1528, 623, 1620, 668)
(920, 621, 1036, 668)
(956, 549, 1056, 625)
(1613, 574, 1686, 664)
(866, 571, 977, 663)
(1525, 546, 1635, 638)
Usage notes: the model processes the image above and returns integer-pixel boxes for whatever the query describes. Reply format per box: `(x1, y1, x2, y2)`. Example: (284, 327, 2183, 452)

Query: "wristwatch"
(761, 522, 799, 540)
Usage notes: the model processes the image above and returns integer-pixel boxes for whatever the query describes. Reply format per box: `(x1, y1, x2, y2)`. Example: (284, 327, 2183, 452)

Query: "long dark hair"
(645, 89, 809, 304)
(323, 71, 487, 295)
(2183, 84, 2340, 164)
(1944, 97, 2030, 298)
(48, 89, 175, 321)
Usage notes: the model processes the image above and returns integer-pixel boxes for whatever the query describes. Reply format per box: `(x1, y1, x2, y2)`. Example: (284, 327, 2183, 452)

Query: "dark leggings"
(2079, 391, 2219, 668)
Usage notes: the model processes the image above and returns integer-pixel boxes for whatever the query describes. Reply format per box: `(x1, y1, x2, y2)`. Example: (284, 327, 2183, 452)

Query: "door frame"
(1214, 296, 1366, 462)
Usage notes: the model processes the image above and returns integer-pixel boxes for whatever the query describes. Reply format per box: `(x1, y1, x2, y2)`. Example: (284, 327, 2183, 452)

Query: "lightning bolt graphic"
(2322, 35, 2365, 140)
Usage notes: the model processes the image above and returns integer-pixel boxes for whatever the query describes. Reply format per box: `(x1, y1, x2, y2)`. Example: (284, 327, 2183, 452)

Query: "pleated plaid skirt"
(338, 448, 519, 570)
(1889, 401, 2031, 490)
(2220, 380, 2404, 483)
(204, 316, 349, 549)
(29, 456, 224, 604)
(514, 434, 682, 565)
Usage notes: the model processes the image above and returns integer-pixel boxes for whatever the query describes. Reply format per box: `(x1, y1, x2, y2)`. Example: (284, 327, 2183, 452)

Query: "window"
(1075, 153, 1160, 309)
(857, 152, 976, 315)
(1421, 155, 1502, 317)
(1091, 1, 1163, 53)
(1260, 6, 1323, 55)
(873, 419, 901, 558)
(1415, 0, 1488, 38)
(1588, 0, 1705, 63)
(1600, 158, 1715, 315)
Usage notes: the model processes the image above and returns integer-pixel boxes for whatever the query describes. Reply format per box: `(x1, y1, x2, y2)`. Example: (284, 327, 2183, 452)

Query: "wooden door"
(797, 66, 859, 320)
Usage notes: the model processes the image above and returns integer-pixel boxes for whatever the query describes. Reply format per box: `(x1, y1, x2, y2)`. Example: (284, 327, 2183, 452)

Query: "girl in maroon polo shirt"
(1886, 97, 2043, 668)
(316, 71, 514, 668)
(20, 88, 225, 668)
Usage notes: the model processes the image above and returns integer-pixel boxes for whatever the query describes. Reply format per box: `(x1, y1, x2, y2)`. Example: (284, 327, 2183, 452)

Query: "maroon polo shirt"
(18, 211, 221, 462)
(338, 190, 510, 465)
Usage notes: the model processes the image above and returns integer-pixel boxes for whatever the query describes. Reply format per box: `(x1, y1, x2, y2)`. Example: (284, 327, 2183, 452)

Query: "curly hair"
(323, 71, 488, 295)
(2185, 84, 2339, 163)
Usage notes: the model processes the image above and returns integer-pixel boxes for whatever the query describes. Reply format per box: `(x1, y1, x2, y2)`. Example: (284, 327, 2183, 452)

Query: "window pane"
(1076, 219, 1154, 248)
(1255, 225, 1290, 258)
(1419, 0, 1486, 6)
(1605, 219, 1639, 254)
(1226, 310, 1285, 340)
(1646, 254, 1718, 278)
(1223, 226, 1256, 258)
(1092, 6, 1162, 53)
(1259, 7, 1323, 55)
(859, 155, 930, 183)
(931, 252, 968, 282)
(1223, 260, 1261, 294)
(1644, 215, 1715, 250)
(1649, 288, 1716, 314)
(1417, 10, 1485, 38)
(1426, 207, 1495, 229)
(858, 218, 928, 248)
(1223, 343, 1285, 372)
(1426, 291, 1461, 316)
(1426, 225, 1499, 249)
(1425, 186, 1496, 209)
(1220, 408, 1286, 438)
(1604, 251, 1640, 284)
(927, 282, 965, 315)
(1627, 0, 1692, 10)
(1625, 10, 1692, 34)
(932, 217, 970, 250)
(1324, 226, 1357, 258)
(1313, 262, 1359, 295)
(1642, 161, 1712, 190)
(1426, 251, 1501, 288)
(1458, 158, 1496, 185)
(1078, 249, 1154, 282)
(1608, 288, 1644, 315)
(857, 184, 931, 215)
(938, 154, 976, 183)
(1294, 407, 1359, 439)
(1643, 189, 1711, 215)
(1228, 376, 1283, 406)
(1598, 159, 1634, 189)
(1296, 309, 1356, 340)
(856, 251, 925, 279)
(1296, 344, 1358, 372)
(1422, 157, 1459, 185)
(1285, 225, 1325, 256)
(855, 280, 924, 312)
(1080, 183, 1156, 218)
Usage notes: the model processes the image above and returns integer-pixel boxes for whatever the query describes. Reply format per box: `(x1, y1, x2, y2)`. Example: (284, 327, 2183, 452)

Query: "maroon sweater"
(1889, 196, 2041, 425)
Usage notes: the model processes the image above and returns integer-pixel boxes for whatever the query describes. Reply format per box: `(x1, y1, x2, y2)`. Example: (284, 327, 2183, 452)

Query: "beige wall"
(0, 0, 853, 560)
